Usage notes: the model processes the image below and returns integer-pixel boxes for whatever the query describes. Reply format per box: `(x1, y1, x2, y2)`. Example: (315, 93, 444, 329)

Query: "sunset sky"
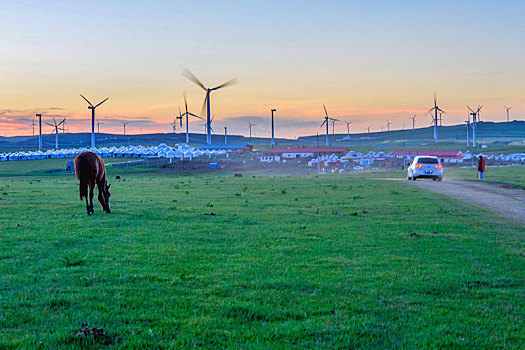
(1, 0, 524, 138)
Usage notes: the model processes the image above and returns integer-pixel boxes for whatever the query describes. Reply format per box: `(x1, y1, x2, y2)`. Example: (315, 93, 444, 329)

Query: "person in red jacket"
(478, 155, 486, 180)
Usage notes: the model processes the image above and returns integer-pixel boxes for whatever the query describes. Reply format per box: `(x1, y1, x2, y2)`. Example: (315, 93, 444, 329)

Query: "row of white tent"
(0, 143, 231, 162)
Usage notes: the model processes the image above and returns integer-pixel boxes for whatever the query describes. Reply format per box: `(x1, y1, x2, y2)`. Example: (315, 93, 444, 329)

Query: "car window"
(418, 157, 439, 164)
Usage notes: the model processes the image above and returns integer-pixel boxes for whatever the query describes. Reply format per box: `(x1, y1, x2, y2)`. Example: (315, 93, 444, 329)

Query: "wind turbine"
(121, 121, 129, 135)
(45, 118, 65, 149)
(182, 69, 237, 145)
(224, 126, 228, 145)
(201, 115, 215, 139)
(31, 120, 37, 136)
(320, 104, 336, 146)
(439, 111, 446, 127)
(248, 122, 255, 139)
(36, 113, 42, 149)
(177, 105, 183, 128)
(180, 92, 202, 144)
(62, 119, 68, 133)
(429, 94, 444, 143)
(80, 94, 109, 148)
(97, 121, 103, 134)
(410, 114, 416, 131)
(344, 120, 352, 139)
(270, 109, 276, 145)
(386, 120, 392, 132)
(505, 106, 512, 122)
(331, 118, 339, 135)
(467, 105, 482, 147)
(367, 125, 371, 133)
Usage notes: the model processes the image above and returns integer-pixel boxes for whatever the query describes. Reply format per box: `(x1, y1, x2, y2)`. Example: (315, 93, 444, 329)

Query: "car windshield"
(418, 157, 439, 164)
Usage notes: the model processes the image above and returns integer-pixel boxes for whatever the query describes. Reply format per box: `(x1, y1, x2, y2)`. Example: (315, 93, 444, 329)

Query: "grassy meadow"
(0, 160, 524, 348)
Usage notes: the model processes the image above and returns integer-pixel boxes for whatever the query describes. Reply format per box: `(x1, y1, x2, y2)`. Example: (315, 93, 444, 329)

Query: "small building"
(260, 154, 281, 163)
(270, 147, 347, 159)
(392, 150, 465, 164)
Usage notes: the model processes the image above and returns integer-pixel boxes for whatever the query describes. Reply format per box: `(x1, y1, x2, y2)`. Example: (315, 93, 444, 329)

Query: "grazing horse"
(74, 151, 111, 215)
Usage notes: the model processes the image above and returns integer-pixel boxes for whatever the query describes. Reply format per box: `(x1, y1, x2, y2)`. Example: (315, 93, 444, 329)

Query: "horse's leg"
(85, 192, 90, 215)
(88, 181, 95, 215)
(97, 182, 107, 212)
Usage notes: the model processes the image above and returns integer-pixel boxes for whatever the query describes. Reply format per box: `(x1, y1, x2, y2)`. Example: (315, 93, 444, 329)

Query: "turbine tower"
(429, 94, 444, 143)
(465, 113, 470, 147)
(97, 121, 103, 134)
(367, 125, 371, 133)
(121, 121, 129, 135)
(270, 109, 276, 146)
(320, 104, 336, 146)
(505, 106, 512, 123)
(224, 126, 228, 145)
(36, 113, 42, 149)
(180, 92, 202, 144)
(81, 94, 109, 148)
(386, 121, 392, 132)
(467, 105, 482, 148)
(183, 69, 237, 145)
(344, 120, 352, 139)
(410, 114, 416, 131)
(248, 122, 254, 139)
(45, 118, 65, 149)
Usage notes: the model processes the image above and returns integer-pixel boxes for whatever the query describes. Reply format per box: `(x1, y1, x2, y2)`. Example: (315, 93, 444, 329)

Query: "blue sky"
(1, 0, 524, 137)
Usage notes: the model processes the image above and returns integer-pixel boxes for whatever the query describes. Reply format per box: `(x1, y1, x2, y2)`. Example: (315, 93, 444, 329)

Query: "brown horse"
(74, 151, 111, 215)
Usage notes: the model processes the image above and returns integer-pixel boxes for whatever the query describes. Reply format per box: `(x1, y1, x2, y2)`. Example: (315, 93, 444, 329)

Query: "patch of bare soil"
(408, 179, 525, 226)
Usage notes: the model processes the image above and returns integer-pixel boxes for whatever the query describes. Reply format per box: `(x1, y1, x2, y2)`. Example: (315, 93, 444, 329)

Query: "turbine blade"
(189, 112, 203, 120)
(211, 78, 238, 90)
(183, 69, 206, 90)
(94, 97, 109, 108)
(80, 94, 94, 107)
(320, 120, 326, 127)
(200, 95, 208, 116)
(183, 91, 188, 112)
(323, 104, 328, 118)
(466, 105, 474, 113)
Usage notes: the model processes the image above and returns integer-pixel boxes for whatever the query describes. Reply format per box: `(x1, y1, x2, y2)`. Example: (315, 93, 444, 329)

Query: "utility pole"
(224, 126, 227, 145)
(270, 109, 276, 146)
(316, 133, 320, 175)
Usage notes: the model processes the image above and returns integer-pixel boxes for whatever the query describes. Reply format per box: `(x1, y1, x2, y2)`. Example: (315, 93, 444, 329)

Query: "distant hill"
(1, 121, 524, 151)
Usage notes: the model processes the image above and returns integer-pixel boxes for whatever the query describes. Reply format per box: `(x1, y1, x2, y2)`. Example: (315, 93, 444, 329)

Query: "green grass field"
(445, 166, 525, 189)
(0, 161, 524, 348)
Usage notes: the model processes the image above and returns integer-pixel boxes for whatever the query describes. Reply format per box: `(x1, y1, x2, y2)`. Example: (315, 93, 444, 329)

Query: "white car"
(407, 156, 443, 181)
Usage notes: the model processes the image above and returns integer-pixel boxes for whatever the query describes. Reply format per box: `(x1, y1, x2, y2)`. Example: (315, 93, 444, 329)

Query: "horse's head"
(104, 182, 112, 213)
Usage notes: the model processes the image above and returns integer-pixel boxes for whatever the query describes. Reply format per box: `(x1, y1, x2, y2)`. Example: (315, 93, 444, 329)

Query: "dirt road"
(408, 180, 525, 226)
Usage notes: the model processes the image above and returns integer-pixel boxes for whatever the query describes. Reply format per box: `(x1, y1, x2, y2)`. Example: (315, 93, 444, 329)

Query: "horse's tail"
(75, 154, 89, 201)
(79, 180, 88, 201)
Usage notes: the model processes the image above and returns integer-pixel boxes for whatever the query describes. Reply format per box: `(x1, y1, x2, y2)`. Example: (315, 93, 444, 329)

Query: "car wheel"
(438, 177, 443, 182)
(412, 176, 417, 181)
